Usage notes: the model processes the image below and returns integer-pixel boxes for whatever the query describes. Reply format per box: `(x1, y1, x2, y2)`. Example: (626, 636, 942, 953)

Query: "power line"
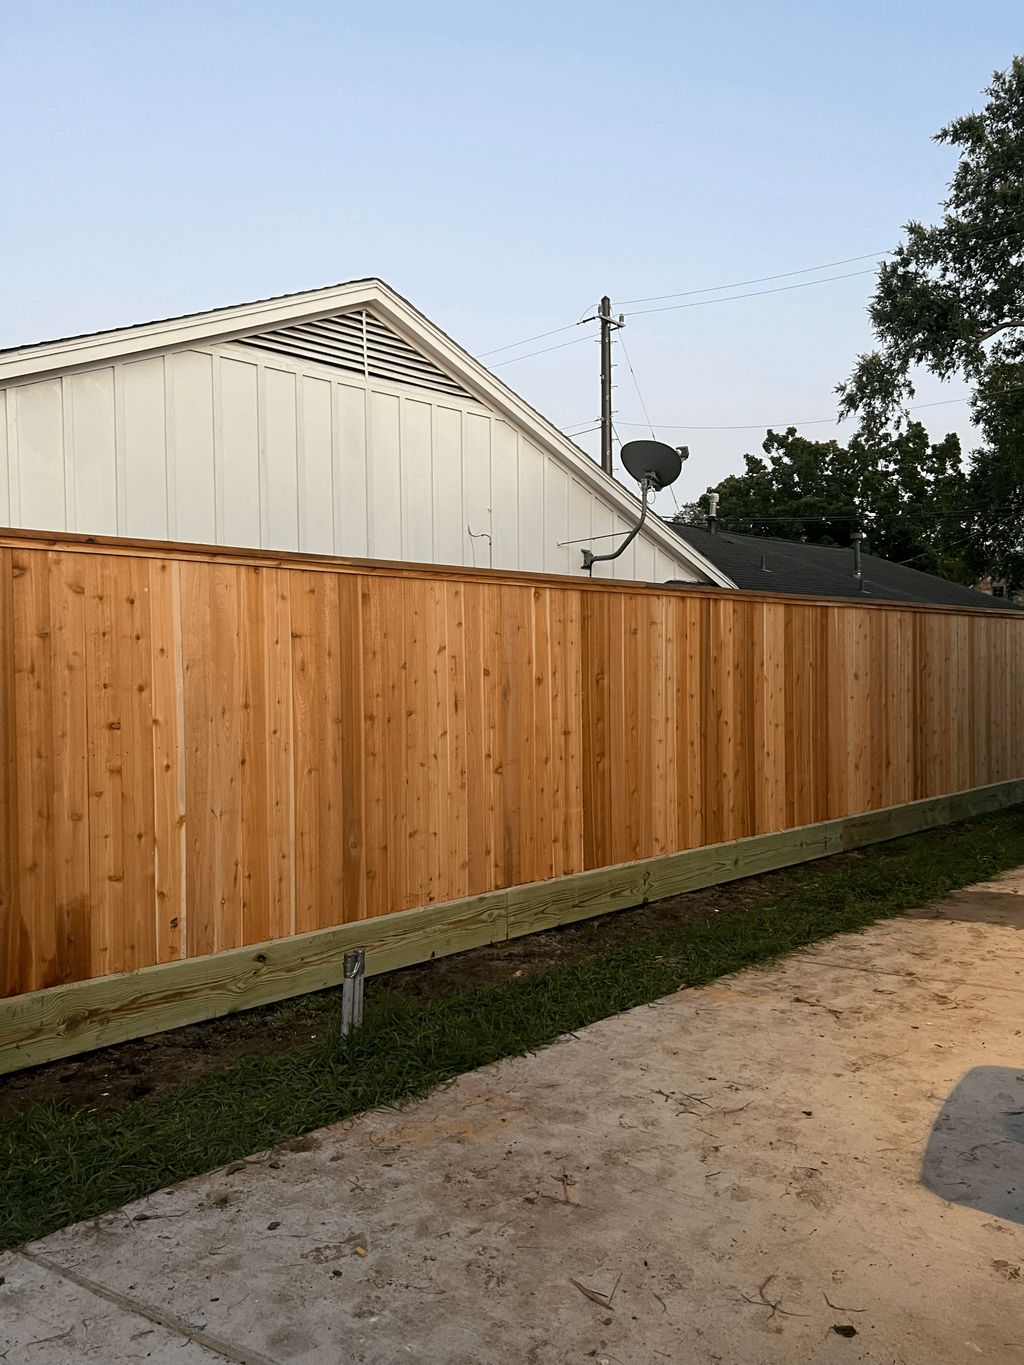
(618, 334, 656, 439)
(616, 415, 843, 431)
(489, 332, 596, 366)
(477, 224, 1024, 364)
(565, 422, 601, 441)
(622, 268, 877, 319)
(617, 251, 891, 307)
(616, 224, 1024, 312)
(491, 264, 876, 364)
(477, 320, 584, 357)
(479, 262, 878, 365)
(616, 334, 681, 510)
(614, 223, 1024, 313)
(613, 383, 1024, 432)
(690, 506, 1024, 525)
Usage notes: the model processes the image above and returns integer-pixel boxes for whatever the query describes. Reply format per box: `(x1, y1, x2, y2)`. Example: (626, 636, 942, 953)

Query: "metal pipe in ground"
(340, 948, 366, 1038)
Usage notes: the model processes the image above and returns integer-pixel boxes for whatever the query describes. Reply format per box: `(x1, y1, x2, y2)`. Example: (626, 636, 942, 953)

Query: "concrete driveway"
(4, 872, 1024, 1364)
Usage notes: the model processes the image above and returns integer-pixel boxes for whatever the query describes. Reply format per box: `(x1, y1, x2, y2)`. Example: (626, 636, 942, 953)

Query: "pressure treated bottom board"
(2, 778, 1023, 1075)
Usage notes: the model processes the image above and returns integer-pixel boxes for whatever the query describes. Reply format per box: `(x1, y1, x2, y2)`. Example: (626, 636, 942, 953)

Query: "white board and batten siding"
(0, 311, 698, 583)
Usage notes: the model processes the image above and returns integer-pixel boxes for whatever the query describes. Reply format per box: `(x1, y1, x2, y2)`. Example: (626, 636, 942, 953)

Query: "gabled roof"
(0, 279, 732, 588)
(675, 524, 1018, 610)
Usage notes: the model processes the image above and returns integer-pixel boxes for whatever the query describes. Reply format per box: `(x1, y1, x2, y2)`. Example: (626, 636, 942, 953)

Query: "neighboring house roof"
(0, 279, 733, 589)
(674, 524, 1019, 610)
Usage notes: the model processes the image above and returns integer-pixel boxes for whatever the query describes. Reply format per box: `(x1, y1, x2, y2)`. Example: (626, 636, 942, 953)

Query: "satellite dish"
(581, 438, 690, 575)
(620, 440, 682, 491)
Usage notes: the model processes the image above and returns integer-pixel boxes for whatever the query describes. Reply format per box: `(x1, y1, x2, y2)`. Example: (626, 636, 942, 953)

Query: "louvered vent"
(235, 309, 472, 398)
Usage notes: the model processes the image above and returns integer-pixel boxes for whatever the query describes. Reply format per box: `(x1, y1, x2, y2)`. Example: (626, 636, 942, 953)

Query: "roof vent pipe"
(707, 491, 720, 534)
(851, 527, 865, 591)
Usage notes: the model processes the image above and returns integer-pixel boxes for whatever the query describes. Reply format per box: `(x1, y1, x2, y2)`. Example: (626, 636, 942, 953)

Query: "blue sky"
(2, 2, 1021, 508)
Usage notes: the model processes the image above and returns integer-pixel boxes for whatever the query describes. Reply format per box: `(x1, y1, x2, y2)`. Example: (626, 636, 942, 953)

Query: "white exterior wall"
(0, 343, 697, 583)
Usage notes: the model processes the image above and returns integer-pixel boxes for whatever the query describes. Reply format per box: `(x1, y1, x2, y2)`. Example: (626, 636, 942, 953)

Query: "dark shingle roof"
(675, 525, 1018, 611)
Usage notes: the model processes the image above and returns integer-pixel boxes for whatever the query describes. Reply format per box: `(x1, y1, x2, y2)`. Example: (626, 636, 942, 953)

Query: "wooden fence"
(3, 530, 1024, 1009)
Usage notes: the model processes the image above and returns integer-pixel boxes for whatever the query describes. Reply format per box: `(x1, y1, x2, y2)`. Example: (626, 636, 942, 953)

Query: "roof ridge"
(0, 277, 382, 357)
(681, 524, 853, 551)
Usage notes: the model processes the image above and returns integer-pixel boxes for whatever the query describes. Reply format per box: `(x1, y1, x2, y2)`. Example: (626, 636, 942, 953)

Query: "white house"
(0, 278, 730, 585)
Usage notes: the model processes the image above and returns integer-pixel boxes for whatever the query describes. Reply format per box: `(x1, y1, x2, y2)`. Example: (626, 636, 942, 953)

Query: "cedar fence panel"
(2, 531, 1024, 999)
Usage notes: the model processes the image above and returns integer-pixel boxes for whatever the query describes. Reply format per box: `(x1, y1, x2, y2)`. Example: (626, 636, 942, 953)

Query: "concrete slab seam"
(15, 1248, 282, 1365)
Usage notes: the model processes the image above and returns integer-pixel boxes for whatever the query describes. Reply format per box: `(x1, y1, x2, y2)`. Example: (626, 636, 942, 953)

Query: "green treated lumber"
(0, 894, 507, 1075)
(2, 778, 1023, 1076)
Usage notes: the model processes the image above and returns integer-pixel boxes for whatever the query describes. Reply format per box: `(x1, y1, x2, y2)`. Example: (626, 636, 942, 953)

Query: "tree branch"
(974, 321, 1024, 344)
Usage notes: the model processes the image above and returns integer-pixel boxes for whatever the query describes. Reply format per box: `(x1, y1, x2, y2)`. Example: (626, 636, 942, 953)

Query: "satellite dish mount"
(582, 441, 687, 575)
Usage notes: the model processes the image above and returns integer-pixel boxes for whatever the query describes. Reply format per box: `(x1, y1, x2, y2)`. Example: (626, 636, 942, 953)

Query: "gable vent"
(235, 309, 473, 399)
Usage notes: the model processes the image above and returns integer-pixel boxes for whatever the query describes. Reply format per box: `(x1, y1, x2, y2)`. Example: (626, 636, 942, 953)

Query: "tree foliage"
(835, 58, 1024, 588)
(965, 336, 1024, 588)
(674, 424, 972, 583)
(837, 58, 1024, 436)
(676, 62, 1024, 589)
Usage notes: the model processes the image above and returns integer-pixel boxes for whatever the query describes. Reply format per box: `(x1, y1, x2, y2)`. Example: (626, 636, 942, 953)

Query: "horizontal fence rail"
(2, 530, 1024, 1015)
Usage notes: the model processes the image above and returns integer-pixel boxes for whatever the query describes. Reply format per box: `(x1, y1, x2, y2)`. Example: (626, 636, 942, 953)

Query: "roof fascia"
(0, 280, 383, 386)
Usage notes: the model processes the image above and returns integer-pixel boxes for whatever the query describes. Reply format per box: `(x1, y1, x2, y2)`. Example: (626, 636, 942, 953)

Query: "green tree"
(674, 424, 972, 582)
(837, 58, 1024, 436)
(965, 340, 1024, 589)
(835, 58, 1024, 588)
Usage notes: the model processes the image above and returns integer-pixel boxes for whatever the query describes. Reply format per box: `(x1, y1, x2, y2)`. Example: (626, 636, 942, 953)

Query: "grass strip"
(4, 807, 1024, 1250)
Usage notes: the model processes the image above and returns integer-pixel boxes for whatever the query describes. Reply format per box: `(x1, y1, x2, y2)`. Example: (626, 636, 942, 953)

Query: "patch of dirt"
(0, 854, 853, 1121)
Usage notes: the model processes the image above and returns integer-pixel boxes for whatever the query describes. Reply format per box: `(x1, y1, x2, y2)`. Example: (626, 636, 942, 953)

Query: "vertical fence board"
(337, 574, 366, 921)
(9, 552, 57, 992)
(149, 558, 184, 963)
(499, 584, 528, 886)
(292, 570, 346, 935)
(677, 597, 701, 849)
(754, 601, 787, 833)
(581, 589, 606, 870)
(118, 554, 159, 971)
(48, 554, 91, 984)
(0, 551, 19, 996)
(181, 562, 244, 956)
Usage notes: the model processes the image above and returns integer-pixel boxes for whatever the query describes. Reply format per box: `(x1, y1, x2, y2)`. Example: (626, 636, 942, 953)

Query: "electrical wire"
(489, 332, 596, 366)
(616, 414, 845, 431)
(477, 320, 585, 357)
(482, 267, 873, 364)
(613, 383, 1024, 432)
(476, 224, 1024, 365)
(565, 422, 601, 441)
(480, 265, 876, 365)
(617, 251, 891, 307)
(618, 334, 656, 440)
(616, 333, 681, 510)
(615, 225, 1024, 311)
(701, 507, 1024, 526)
(621, 269, 877, 319)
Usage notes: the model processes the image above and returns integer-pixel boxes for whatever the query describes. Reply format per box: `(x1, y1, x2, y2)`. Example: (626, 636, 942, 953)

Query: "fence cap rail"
(2, 527, 1020, 619)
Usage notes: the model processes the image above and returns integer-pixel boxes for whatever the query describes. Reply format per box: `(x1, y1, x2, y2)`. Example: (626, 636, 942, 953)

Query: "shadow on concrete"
(905, 887, 1024, 930)
(921, 1066, 1024, 1224)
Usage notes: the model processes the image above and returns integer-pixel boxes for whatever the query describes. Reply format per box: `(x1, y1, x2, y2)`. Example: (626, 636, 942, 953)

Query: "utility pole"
(596, 296, 623, 476)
